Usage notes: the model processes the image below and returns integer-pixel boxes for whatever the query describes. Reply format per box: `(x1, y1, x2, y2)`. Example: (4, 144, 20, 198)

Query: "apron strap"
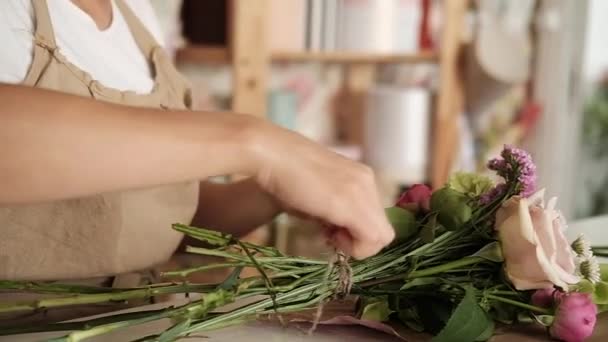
(31, 0, 58, 48)
(114, 0, 161, 60)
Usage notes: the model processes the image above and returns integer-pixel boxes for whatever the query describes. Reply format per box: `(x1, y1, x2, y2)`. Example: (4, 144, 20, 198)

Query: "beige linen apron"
(0, 0, 199, 281)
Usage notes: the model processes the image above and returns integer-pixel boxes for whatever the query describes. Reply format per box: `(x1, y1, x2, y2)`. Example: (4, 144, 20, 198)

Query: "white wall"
(583, 0, 608, 84)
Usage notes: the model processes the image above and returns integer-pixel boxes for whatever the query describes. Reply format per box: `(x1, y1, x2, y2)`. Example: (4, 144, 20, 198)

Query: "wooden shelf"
(175, 46, 230, 65)
(272, 50, 437, 64)
(175, 46, 438, 65)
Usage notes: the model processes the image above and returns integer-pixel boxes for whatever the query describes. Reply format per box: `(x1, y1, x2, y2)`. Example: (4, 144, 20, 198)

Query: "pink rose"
(550, 293, 598, 342)
(495, 190, 579, 290)
(396, 184, 432, 212)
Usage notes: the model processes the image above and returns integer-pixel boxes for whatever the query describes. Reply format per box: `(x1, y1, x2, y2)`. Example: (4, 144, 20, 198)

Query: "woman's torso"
(0, 0, 199, 281)
(0, 0, 161, 91)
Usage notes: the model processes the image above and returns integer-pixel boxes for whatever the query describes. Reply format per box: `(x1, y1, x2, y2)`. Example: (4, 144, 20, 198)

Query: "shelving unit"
(176, 47, 438, 65)
(272, 50, 438, 64)
(175, 0, 469, 188)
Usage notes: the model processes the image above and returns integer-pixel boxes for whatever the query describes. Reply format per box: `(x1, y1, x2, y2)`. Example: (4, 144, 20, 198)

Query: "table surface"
(3, 216, 608, 342)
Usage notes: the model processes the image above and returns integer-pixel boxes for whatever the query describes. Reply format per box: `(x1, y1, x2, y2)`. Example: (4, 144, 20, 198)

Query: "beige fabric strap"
(4, 0, 198, 286)
(114, 0, 160, 59)
(31, 0, 57, 47)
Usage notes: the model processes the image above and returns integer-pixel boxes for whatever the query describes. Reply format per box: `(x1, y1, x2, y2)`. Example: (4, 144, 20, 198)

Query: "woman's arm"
(0, 84, 257, 203)
(192, 179, 281, 237)
(0, 84, 394, 259)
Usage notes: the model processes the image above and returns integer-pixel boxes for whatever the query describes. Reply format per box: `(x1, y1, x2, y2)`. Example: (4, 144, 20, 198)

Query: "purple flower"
(480, 183, 507, 204)
(484, 145, 537, 198)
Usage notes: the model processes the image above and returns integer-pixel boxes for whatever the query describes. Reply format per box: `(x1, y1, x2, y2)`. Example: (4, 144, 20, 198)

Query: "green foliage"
(420, 214, 438, 243)
(218, 266, 243, 290)
(385, 207, 419, 242)
(432, 287, 493, 342)
(534, 315, 555, 327)
(401, 277, 443, 291)
(430, 188, 473, 230)
(360, 297, 393, 322)
(583, 85, 608, 157)
(600, 263, 608, 281)
(448, 172, 494, 198)
(593, 281, 608, 305)
(474, 321, 495, 341)
(572, 279, 608, 305)
(575, 279, 595, 294)
(472, 242, 504, 263)
(490, 301, 517, 324)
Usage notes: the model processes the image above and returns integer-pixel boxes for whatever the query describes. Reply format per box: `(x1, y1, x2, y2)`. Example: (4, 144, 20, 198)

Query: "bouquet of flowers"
(1, 146, 606, 342)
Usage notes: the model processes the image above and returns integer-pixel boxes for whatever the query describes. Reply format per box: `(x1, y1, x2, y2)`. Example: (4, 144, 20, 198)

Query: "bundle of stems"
(0, 212, 537, 342)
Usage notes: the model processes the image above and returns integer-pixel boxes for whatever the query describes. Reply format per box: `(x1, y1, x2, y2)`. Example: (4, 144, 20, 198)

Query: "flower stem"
(0, 283, 215, 314)
(161, 262, 250, 278)
(490, 290, 524, 297)
(485, 294, 551, 314)
(359, 257, 483, 288)
(408, 257, 483, 278)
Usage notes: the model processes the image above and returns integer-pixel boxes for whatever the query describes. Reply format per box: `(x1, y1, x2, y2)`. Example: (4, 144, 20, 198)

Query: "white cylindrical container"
(337, 0, 422, 53)
(364, 86, 431, 185)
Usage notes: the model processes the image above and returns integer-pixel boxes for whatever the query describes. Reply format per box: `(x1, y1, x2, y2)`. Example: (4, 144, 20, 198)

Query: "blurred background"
(146, 0, 607, 261)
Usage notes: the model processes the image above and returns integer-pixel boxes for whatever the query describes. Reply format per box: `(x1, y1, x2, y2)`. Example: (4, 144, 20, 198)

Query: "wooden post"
(229, 0, 271, 251)
(229, 0, 269, 117)
(431, 0, 468, 188)
(335, 64, 376, 146)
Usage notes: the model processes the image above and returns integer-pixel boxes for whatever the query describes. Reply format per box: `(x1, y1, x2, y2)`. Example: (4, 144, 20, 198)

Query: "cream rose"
(495, 190, 580, 290)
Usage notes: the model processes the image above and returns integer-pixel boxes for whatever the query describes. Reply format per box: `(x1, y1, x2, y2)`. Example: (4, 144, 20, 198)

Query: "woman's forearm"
(192, 179, 281, 236)
(0, 84, 260, 204)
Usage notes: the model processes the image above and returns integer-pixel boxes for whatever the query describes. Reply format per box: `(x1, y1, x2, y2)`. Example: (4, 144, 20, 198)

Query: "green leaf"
(474, 320, 495, 341)
(218, 266, 243, 290)
(593, 281, 608, 304)
(432, 287, 493, 342)
(471, 242, 504, 263)
(360, 297, 393, 322)
(448, 172, 494, 198)
(421, 214, 438, 243)
(385, 207, 418, 242)
(401, 277, 443, 290)
(430, 188, 472, 231)
(574, 279, 595, 294)
(600, 263, 608, 281)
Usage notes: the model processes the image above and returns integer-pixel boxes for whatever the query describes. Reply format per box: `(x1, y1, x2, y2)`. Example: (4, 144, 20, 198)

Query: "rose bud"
(550, 292, 598, 342)
(396, 184, 432, 213)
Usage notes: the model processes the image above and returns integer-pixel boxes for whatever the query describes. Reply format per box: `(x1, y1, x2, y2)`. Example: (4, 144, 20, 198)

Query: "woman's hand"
(245, 121, 395, 259)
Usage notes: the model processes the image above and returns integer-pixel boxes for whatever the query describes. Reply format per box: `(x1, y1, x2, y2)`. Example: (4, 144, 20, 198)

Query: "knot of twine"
(332, 251, 353, 299)
(308, 250, 353, 334)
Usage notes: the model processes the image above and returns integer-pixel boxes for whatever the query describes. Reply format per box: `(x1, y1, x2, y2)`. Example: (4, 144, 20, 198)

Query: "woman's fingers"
(251, 122, 395, 260)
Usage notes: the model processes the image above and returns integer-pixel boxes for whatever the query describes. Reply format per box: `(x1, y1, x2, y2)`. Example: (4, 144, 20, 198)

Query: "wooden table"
(2, 307, 606, 342)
